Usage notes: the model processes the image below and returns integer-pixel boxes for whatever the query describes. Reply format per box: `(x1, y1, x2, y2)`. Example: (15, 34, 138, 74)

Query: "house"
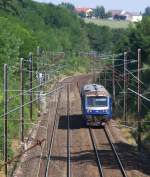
(126, 12, 142, 22)
(75, 8, 94, 18)
(109, 10, 142, 22)
(108, 10, 127, 20)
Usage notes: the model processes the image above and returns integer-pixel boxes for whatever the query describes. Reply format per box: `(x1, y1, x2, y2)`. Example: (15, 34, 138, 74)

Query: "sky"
(34, 0, 150, 12)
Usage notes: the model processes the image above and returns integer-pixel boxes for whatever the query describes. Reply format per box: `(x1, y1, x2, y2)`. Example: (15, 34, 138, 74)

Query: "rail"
(89, 128, 104, 177)
(67, 84, 71, 177)
(44, 90, 62, 177)
(104, 126, 128, 177)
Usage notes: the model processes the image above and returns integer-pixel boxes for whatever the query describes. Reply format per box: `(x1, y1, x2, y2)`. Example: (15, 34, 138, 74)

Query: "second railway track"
(44, 91, 62, 177)
(43, 83, 71, 177)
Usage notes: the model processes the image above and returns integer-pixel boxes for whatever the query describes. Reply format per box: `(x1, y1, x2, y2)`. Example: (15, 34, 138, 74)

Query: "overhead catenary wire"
(99, 60, 141, 88)
(125, 68, 144, 85)
(115, 79, 124, 90)
(0, 51, 68, 172)
(5, 76, 57, 101)
(3, 64, 67, 101)
(14, 70, 61, 97)
(0, 85, 65, 119)
(128, 88, 150, 103)
(2, 49, 149, 169)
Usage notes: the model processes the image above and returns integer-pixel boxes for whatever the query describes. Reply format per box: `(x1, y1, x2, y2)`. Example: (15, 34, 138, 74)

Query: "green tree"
(78, 11, 86, 18)
(143, 6, 150, 16)
(0, 0, 18, 14)
(86, 23, 112, 52)
(105, 11, 112, 18)
(0, 0, 12, 9)
(114, 16, 150, 112)
(94, 6, 106, 19)
(59, 2, 75, 11)
(0, 18, 22, 66)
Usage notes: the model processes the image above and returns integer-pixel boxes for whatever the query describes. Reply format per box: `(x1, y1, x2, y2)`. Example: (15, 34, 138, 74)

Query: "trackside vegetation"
(0, 0, 150, 174)
(114, 16, 150, 149)
(0, 0, 126, 171)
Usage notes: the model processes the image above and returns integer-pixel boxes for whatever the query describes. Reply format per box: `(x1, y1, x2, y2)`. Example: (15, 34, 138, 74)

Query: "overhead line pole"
(124, 52, 127, 126)
(104, 69, 107, 88)
(99, 72, 101, 84)
(137, 48, 142, 152)
(36, 47, 41, 115)
(112, 54, 116, 108)
(29, 53, 33, 121)
(4, 64, 8, 177)
(20, 58, 24, 144)
(93, 56, 96, 83)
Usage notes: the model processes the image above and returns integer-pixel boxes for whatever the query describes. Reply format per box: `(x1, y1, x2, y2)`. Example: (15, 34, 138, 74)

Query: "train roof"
(83, 84, 110, 97)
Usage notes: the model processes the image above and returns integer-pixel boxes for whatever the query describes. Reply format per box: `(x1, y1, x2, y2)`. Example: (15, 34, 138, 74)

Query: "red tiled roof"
(75, 8, 92, 13)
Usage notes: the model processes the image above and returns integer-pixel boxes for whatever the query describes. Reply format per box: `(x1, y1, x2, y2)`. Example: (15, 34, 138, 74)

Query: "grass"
(85, 18, 131, 29)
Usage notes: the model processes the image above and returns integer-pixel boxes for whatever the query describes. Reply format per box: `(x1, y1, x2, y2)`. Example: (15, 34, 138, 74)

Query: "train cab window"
(86, 96, 107, 107)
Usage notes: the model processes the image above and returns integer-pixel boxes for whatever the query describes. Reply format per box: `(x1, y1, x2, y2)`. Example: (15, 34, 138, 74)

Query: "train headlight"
(87, 108, 92, 113)
(87, 109, 90, 113)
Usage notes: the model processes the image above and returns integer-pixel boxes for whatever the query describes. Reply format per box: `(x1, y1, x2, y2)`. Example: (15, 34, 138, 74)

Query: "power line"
(128, 66, 150, 73)
(0, 85, 65, 119)
(125, 68, 144, 85)
(128, 88, 150, 103)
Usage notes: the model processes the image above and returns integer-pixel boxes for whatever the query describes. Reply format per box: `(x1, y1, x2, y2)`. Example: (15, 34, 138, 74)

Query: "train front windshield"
(86, 96, 108, 107)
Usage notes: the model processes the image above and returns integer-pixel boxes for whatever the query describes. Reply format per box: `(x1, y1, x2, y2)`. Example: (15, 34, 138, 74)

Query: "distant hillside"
(85, 18, 131, 29)
(0, 0, 127, 65)
(0, 1, 93, 77)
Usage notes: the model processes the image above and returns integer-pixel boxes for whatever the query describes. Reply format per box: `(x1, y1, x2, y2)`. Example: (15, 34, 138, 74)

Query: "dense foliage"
(0, 0, 126, 67)
(0, 0, 128, 163)
(0, 0, 149, 155)
(143, 6, 150, 16)
(114, 16, 150, 145)
(58, 2, 75, 11)
(0, 1, 120, 58)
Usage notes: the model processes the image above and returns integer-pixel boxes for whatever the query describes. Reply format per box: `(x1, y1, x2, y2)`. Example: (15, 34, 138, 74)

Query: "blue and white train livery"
(81, 84, 112, 126)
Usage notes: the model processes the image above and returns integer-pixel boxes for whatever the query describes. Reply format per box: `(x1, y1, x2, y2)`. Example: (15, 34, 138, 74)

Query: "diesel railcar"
(81, 84, 112, 126)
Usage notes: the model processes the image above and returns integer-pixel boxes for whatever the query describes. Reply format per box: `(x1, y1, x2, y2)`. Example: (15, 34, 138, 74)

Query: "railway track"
(104, 126, 128, 177)
(89, 128, 104, 177)
(42, 81, 128, 177)
(89, 126, 128, 177)
(44, 91, 61, 177)
(43, 84, 71, 177)
(14, 76, 149, 177)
